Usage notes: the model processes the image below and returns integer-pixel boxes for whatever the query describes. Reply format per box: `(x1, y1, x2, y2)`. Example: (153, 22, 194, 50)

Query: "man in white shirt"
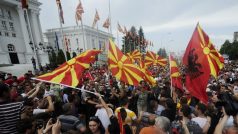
(95, 105, 113, 129)
(192, 103, 207, 128)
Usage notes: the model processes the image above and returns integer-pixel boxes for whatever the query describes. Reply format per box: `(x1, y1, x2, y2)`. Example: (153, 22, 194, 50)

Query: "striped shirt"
(0, 101, 24, 134)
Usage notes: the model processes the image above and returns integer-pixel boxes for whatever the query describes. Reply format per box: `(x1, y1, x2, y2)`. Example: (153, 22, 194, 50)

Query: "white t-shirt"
(155, 104, 165, 116)
(63, 94, 69, 103)
(33, 109, 46, 115)
(192, 117, 207, 128)
(95, 108, 113, 129)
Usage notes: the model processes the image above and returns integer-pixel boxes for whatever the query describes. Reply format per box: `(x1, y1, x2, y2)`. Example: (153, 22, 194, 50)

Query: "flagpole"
(117, 28, 119, 47)
(81, 20, 86, 51)
(56, 2, 67, 61)
(32, 78, 102, 96)
(108, 0, 112, 34)
(24, 9, 40, 70)
(169, 53, 173, 98)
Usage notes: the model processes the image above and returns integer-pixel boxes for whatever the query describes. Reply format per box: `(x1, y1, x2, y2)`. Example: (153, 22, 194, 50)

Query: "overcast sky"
(38, 0, 238, 53)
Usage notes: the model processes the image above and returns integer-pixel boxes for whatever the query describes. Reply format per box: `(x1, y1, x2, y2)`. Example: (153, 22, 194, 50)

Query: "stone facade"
(0, 0, 48, 67)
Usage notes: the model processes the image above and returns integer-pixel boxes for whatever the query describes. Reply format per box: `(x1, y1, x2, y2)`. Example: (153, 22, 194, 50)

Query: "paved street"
(0, 64, 34, 77)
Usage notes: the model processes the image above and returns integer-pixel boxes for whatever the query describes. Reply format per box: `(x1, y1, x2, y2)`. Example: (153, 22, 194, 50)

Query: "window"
(92, 39, 95, 49)
(2, 21, 7, 30)
(6, 10, 11, 20)
(12, 33, 16, 37)
(0, 8, 4, 18)
(5, 32, 9, 36)
(9, 22, 14, 31)
(8, 44, 15, 52)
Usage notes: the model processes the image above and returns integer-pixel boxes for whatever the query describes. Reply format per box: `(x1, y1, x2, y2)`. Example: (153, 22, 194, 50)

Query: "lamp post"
(29, 41, 41, 71)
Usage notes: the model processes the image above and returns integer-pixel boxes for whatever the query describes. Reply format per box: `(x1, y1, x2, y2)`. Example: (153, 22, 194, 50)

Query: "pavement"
(0, 64, 34, 77)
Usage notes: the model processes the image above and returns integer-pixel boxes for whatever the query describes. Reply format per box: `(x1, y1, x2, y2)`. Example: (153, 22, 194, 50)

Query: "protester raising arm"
(214, 107, 229, 134)
(26, 82, 42, 99)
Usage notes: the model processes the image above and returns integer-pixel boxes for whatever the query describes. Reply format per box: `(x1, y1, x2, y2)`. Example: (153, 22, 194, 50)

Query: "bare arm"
(96, 93, 113, 117)
(214, 107, 229, 134)
(202, 116, 211, 133)
(45, 96, 54, 112)
(26, 82, 42, 98)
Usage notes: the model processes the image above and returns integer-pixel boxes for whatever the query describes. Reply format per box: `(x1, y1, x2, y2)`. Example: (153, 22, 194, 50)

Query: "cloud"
(143, 4, 238, 33)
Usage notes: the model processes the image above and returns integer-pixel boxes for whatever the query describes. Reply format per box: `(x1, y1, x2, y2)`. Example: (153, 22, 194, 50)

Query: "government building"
(44, 25, 113, 65)
(0, 0, 48, 67)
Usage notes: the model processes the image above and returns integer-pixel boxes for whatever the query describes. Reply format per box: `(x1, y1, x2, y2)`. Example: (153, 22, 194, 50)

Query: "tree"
(138, 26, 146, 53)
(220, 40, 238, 60)
(157, 48, 167, 58)
(66, 51, 71, 60)
(49, 50, 57, 68)
(57, 49, 66, 65)
(72, 52, 77, 58)
(122, 26, 149, 54)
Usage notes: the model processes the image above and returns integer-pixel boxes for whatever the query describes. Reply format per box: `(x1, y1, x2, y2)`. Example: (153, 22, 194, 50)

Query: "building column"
(28, 9, 41, 48)
(16, 6, 32, 53)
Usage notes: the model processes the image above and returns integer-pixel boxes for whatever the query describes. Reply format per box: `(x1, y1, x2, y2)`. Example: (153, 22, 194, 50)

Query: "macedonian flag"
(170, 54, 183, 90)
(35, 50, 101, 87)
(183, 24, 224, 104)
(145, 51, 167, 67)
(138, 61, 156, 86)
(126, 49, 141, 63)
(108, 39, 143, 86)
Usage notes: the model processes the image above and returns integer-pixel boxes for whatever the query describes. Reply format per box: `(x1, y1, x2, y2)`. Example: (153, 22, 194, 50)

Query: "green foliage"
(220, 40, 238, 60)
(157, 48, 167, 58)
(66, 51, 71, 60)
(57, 49, 66, 65)
(72, 52, 77, 58)
(49, 50, 57, 68)
(121, 26, 147, 54)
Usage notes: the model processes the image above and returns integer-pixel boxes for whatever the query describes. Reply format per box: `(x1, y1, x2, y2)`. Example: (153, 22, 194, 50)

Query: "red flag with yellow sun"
(183, 24, 224, 104)
(170, 54, 183, 90)
(108, 39, 144, 86)
(138, 61, 156, 86)
(145, 51, 167, 67)
(35, 50, 101, 87)
(126, 49, 141, 63)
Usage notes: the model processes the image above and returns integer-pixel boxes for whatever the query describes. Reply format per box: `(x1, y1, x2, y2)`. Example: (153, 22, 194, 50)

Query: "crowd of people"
(0, 61, 238, 134)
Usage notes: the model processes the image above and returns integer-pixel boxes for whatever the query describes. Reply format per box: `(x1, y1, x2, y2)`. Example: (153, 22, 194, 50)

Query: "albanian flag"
(170, 54, 183, 90)
(108, 39, 143, 86)
(35, 50, 101, 87)
(126, 49, 141, 63)
(183, 24, 224, 104)
(139, 61, 156, 86)
(145, 51, 167, 67)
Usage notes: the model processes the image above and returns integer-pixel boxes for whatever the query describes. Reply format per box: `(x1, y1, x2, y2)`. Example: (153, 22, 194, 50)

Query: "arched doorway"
(8, 44, 19, 64)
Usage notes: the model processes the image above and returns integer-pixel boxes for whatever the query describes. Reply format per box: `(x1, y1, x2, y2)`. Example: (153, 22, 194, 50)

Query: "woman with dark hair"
(88, 116, 105, 134)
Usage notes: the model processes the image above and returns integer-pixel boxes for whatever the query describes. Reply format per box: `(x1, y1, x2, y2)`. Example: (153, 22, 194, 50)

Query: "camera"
(216, 91, 238, 116)
(36, 119, 44, 129)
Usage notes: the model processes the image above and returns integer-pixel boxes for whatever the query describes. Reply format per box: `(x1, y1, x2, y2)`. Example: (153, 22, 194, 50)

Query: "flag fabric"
(145, 51, 167, 67)
(117, 23, 124, 34)
(103, 17, 110, 29)
(35, 50, 101, 87)
(21, 0, 28, 9)
(183, 24, 224, 104)
(125, 49, 141, 63)
(75, 1, 84, 23)
(170, 54, 183, 90)
(139, 61, 156, 86)
(56, 0, 64, 24)
(123, 26, 127, 34)
(92, 10, 100, 28)
(108, 39, 144, 86)
(55, 32, 59, 51)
